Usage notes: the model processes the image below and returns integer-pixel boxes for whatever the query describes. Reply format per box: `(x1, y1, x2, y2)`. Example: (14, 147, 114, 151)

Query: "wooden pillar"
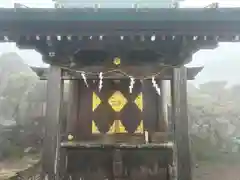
(42, 66, 63, 180)
(67, 80, 80, 137)
(142, 79, 158, 132)
(158, 80, 168, 132)
(171, 66, 192, 180)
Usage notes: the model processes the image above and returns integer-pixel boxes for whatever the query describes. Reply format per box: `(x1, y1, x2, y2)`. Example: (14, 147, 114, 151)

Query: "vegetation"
(0, 52, 40, 159)
(188, 82, 240, 164)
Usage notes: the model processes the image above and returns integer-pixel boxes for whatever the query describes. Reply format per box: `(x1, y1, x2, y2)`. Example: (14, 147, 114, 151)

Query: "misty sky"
(1, 0, 240, 85)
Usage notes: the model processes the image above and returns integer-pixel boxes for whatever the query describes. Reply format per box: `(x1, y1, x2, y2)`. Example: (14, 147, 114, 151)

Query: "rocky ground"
(193, 162, 240, 180)
(0, 157, 240, 180)
(0, 155, 39, 179)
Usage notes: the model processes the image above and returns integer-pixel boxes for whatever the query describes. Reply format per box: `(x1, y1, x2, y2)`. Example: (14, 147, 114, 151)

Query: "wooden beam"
(171, 66, 192, 180)
(42, 66, 63, 179)
(31, 66, 203, 80)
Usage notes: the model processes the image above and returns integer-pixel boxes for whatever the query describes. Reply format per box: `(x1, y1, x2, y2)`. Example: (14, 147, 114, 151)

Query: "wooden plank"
(42, 66, 63, 179)
(171, 66, 192, 180)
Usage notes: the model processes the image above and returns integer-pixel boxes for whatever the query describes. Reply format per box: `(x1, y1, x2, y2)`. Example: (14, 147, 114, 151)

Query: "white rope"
(129, 76, 135, 93)
(151, 76, 161, 96)
(98, 72, 103, 92)
(81, 72, 88, 87)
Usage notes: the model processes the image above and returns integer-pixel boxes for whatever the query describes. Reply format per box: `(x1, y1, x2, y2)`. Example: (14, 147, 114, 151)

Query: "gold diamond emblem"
(108, 91, 127, 112)
(113, 57, 121, 65)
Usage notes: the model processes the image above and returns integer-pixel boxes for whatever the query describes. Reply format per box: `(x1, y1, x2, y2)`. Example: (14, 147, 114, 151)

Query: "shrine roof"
(0, 8, 240, 36)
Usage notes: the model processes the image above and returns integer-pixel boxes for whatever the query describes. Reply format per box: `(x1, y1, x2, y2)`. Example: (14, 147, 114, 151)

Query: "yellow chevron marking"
(92, 120, 100, 134)
(107, 122, 115, 134)
(134, 120, 144, 134)
(107, 120, 127, 134)
(92, 92, 101, 111)
(134, 93, 143, 111)
(115, 120, 127, 133)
